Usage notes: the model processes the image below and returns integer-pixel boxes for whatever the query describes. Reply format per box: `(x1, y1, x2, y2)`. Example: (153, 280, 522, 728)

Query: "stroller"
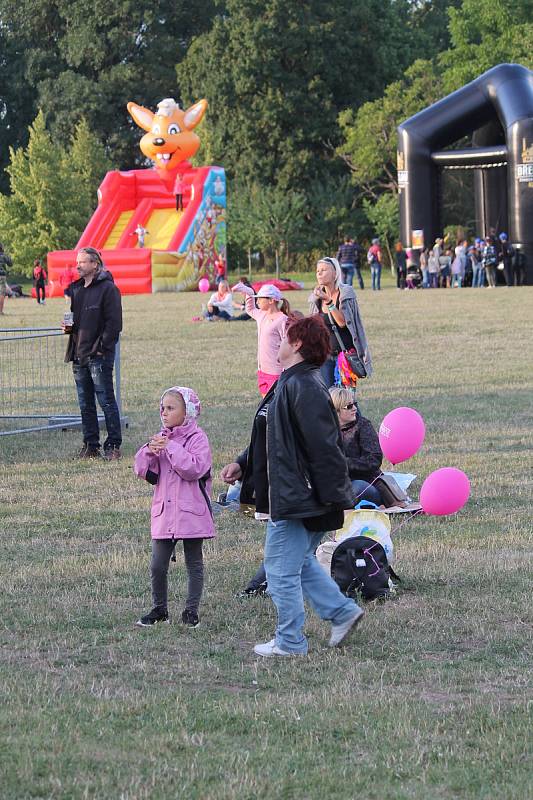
(406, 266, 422, 289)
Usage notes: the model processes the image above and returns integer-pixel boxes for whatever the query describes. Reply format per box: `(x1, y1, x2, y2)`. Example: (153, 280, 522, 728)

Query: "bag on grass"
(373, 474, 409, 507)
(331, 535, 397, 601)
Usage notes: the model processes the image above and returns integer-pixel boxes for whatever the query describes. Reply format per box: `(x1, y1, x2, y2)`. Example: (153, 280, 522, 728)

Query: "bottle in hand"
(63, 311, 74, 333)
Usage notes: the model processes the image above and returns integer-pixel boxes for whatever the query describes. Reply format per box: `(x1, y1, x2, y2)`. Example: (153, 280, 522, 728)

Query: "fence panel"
(0, 328, 125, 435)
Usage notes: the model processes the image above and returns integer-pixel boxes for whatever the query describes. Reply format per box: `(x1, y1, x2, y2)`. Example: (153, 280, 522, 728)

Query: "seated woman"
(329, 387, 383, 506)
(204, 280, 234, 320)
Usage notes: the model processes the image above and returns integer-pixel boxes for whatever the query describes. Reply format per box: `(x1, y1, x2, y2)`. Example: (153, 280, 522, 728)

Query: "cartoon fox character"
(127, 98, 208, 172)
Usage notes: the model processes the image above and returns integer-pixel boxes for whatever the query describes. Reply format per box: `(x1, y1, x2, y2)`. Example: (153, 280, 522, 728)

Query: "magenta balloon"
(198, 278, 210, 293)
(420, 468, 470, 516)
(378, 406, 425, 465)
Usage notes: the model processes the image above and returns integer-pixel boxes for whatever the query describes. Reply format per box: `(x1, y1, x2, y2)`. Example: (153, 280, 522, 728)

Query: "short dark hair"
(286, 315, 331, 367)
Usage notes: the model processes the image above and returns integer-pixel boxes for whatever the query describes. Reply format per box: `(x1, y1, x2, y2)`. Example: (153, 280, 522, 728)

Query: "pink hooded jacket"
(134, 387, 216, 540)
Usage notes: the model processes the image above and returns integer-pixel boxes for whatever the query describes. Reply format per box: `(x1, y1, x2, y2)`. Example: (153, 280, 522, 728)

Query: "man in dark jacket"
(336, 237, 365, 289)
(253, 315, 364, 657)
(63, 247, 123, 460)
(0, 242, 13, 315)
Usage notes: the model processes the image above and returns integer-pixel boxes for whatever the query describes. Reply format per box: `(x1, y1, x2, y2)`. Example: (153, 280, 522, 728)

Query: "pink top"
(134, 420, 215, 540)
(244, 295, 287, 375)
(173, 177, 186, 194)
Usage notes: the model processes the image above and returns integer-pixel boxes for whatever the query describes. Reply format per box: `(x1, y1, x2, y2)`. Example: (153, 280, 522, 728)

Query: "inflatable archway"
(47, 97, 226, 295)
(398, 63, 533, 284)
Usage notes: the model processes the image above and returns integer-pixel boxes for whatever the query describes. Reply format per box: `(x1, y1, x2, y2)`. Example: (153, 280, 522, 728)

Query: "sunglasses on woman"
(341, 402, 356, 410)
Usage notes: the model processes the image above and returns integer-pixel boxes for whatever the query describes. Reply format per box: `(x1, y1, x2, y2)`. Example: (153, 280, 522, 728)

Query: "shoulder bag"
(328, 310, 367, 380)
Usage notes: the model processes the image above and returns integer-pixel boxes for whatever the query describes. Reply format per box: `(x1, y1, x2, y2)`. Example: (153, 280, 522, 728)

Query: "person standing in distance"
(63, 247, 123, 460)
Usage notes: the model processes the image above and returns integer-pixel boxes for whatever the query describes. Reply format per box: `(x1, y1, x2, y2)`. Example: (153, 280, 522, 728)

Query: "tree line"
(0, 0, 531, 276)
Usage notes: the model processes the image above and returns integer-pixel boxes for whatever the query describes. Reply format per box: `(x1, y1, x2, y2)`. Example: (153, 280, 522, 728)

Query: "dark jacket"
(266, 361, 353, 521)
(340, 415, 383, 483)
(236, 385, 275, 514)
(65, 270, 122, 366)
(336, 242, 357, 265)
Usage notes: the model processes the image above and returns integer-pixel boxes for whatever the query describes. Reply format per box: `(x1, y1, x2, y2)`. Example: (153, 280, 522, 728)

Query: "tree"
(440, 0, 533, 92)
(0, 112, 111, 274)
(362, 194, 399, 268)
(337, 59, 443, 199)
(0, 0, 218, 171)
(228, 180, 306, 274)
(177, 0, 415, 194)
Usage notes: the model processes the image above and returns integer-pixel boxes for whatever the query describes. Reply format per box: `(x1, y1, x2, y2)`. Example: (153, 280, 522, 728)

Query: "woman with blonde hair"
(309, 256, 372, 388)
(329, 386, 384, 506)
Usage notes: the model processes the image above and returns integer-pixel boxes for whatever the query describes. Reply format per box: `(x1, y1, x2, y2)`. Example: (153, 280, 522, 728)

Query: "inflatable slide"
(47, 97, 226, 295)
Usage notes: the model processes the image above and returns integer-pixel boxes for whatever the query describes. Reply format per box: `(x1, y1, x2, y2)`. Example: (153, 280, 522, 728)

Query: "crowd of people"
(132, 254, 394, 658)
(3, 234, 526, 656)
(394, 230, 526, 290)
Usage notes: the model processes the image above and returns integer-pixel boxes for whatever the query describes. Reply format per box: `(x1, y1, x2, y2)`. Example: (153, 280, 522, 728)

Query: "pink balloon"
(198, 278, 210, 293)
(420, 467, 470, 516)
(378, 407, 425, 465)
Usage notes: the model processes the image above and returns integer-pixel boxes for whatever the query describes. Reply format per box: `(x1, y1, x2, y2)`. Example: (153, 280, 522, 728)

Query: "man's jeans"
(371, 264, 381, 290)
(264, 518, 362, 654)
(72, 354, 122, 449)
(341, 264, 354, 286)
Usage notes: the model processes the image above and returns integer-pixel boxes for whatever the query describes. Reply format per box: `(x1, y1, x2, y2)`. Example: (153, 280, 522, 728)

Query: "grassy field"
(1, 283, 532, 800)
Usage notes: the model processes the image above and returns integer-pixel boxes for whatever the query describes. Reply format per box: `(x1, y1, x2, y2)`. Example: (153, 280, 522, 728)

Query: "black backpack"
(330, 536, 398, 601)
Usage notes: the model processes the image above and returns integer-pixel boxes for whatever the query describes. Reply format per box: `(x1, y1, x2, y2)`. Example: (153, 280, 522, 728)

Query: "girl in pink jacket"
(134, 386, 215, 628)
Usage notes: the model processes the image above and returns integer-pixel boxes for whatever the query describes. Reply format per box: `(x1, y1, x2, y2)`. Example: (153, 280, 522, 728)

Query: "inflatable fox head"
(127, 98, 208, 172)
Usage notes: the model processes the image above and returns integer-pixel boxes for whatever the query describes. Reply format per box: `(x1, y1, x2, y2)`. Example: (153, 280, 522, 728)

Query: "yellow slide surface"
(143, 209, 183, 250)
(103, 210, 134, 249)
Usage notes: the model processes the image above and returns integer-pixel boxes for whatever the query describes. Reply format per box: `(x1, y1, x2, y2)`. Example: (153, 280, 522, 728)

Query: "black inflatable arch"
(398, 63, 533, 284)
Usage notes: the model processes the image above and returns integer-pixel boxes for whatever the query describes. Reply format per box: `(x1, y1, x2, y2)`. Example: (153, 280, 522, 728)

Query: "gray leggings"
(151, 538, 204, 613)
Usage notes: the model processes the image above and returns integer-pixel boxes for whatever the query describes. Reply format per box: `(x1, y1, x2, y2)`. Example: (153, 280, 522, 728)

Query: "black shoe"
(135, 606, 169, 627)
(236, 581, 268, 599)
(181, 609, 200, 628)
(216, 491, 228, 505)
(77, 444, 102, 459)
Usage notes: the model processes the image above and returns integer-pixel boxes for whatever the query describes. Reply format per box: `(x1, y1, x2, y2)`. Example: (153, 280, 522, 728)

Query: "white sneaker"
(253, 639, 297, 657)
(329, 608, 364, 647)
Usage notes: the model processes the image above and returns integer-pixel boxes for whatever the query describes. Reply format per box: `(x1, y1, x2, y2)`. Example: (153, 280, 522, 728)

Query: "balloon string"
(390, 508, 424, 536)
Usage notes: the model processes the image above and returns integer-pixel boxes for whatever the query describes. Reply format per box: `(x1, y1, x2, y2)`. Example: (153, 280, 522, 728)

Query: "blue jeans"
(205, 307, 232, 321)
(351, 479, 381, 506)
(472, 265, 485, 287)
(371, 264, 381, 290)
(319, 355, 337, 388)
(72, 353, 122, 449)
(341, 264, 354, 286)
(264, 518, 362, 653)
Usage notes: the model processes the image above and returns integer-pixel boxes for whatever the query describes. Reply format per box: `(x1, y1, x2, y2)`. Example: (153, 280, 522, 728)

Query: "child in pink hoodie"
(134, 386, 215, 628)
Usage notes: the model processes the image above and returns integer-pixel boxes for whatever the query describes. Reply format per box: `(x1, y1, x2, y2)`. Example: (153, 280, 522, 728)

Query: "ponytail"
(279, 298, 291, 316)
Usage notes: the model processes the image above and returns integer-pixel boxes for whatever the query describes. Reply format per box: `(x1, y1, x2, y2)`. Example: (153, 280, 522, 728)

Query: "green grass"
(1, 285, 532, 800)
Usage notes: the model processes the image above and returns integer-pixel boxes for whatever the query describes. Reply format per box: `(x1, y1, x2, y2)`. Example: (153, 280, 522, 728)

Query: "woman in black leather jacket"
(253, 315, 364, 657)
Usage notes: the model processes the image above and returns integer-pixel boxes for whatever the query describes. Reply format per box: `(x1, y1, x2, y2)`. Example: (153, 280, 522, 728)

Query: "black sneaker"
(181, 609, 200, 628)
(135, 607, 169, 627)
(236, 581, 268, 599)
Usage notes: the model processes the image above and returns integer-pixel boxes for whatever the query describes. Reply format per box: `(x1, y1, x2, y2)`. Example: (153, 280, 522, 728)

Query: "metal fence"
(0, 327, 125, 435)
